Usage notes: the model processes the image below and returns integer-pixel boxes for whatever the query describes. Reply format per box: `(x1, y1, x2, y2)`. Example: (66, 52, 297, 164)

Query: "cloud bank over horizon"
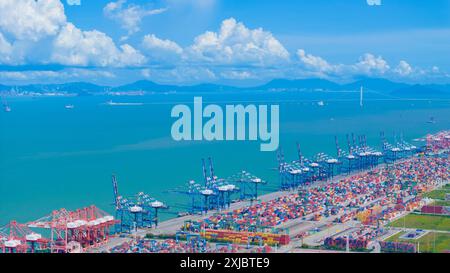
(0, 0, 448, 85)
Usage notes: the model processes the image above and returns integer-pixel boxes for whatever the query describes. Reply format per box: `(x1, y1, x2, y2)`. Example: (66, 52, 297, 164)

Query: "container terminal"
(1, 130, 449, 253)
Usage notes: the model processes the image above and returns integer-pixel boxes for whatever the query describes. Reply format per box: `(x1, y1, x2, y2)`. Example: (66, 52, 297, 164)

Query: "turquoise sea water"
(1, 91, 450, 225)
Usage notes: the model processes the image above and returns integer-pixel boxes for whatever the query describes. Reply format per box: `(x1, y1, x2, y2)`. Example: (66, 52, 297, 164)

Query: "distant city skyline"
(0, 0, 449, 85)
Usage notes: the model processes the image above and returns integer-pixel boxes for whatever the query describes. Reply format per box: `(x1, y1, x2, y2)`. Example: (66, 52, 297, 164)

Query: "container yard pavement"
(301, 222, 356, 247)
(278, 194, 388, 247)
(133, 177, 334, 237)
(95, 186, 432, 253)
(91, 157, 449, 253)
(90, 176, 364, 253)
(89, 190, 291, 253)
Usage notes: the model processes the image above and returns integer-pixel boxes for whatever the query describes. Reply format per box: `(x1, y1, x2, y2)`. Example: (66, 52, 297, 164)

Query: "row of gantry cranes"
(111, 130, 450, 235)
(0, 157, 266, 253)
(276, 131, 432, 190)
(0, 206, 116, 253)
(1, 131, 449, 253)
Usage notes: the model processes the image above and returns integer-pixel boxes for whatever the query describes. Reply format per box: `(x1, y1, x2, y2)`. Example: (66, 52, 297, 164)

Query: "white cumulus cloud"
(67, 0, 81, 6)
(104, 0, 167, 38)
(51, 23, 146, 67)
(0, 32, 14, 64)
(297, 49, 335, 72)
(0, 1, 445, 84)
(295, 50, 400, 78)
(394, 60, 413, 76)
(187, 17, 289, 66)
(118, 44, 147, 66)
(353, 53, 390, 75)
(0, 0, 146, 67)
(0, 0, 66, 41)
(367, 0, 382, 6)
(141, 34, 183, 62)
(220, 70, 253, 80)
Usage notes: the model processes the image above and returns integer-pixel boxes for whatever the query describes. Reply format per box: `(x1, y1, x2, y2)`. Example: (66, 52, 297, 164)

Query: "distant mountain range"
(391, 84, 447, 98)
(1, 78, 450, 98)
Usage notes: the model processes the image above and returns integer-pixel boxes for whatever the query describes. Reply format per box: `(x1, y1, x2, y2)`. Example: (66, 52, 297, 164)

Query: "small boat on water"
(65, 104, 75, 109)
(4, 105, 11, 112)
(427, 117, 436, 124)
(317, 101, 324, 106)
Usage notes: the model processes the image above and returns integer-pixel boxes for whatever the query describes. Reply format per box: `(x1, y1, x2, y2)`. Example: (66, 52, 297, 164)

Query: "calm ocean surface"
(1, 91, 449, 224)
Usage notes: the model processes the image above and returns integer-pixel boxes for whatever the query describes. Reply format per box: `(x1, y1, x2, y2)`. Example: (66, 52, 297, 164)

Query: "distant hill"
(391, 84, 447, 98)
(179, 83, 239, 92)
(1, 77, 450, 98)
(112, 80, 239, 93)
(342, 78, 409, 93)
(56, 82, 109, 93)
(257, 78, 341, 90)
(0, 82, 108, 93)
(255, 78, 414, 93)
(112, 80, 176, 92)
(423, 84, 450, 93)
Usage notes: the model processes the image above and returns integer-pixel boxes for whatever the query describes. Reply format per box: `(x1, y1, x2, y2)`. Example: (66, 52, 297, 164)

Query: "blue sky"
(0, 0, 449, 86)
